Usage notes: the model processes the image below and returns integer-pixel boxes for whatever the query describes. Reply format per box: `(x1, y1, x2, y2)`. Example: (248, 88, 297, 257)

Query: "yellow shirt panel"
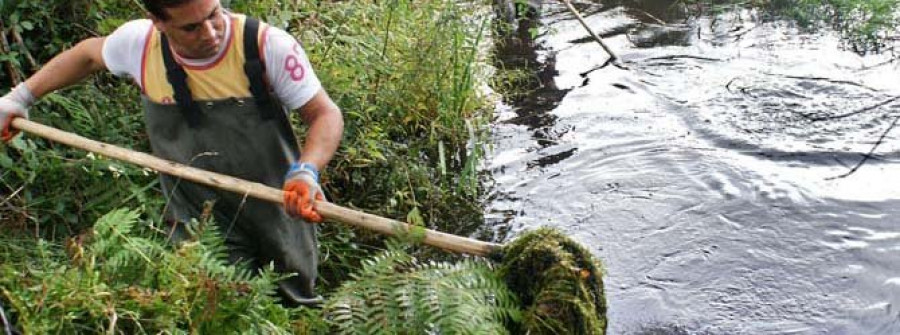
(142, 14, 257, 103)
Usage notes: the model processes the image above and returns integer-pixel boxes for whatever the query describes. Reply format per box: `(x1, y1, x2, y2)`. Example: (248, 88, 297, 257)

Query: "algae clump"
(499, 227, 607, 334)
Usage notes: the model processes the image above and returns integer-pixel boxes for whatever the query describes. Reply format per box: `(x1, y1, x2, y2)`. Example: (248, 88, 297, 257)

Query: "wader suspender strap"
(242, 18, 277, 120)
(243, 18, 296, 141)
(159, 35, 203, 128)
(160, 18, 286, 127)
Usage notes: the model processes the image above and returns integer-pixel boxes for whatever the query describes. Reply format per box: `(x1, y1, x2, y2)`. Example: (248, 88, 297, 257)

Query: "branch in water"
(802, 95, 900, 121)
(828, 113, 900, 180)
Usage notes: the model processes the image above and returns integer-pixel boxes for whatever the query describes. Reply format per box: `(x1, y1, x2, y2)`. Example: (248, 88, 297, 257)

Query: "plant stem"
(0, 20, 22, 84)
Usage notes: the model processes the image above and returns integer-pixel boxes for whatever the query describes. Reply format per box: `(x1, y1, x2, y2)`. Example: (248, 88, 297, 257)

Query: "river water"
(486, 1, 900, 334)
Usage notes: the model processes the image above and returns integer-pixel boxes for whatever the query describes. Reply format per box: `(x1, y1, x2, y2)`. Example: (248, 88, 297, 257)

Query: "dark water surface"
(486, 1, 900, 334)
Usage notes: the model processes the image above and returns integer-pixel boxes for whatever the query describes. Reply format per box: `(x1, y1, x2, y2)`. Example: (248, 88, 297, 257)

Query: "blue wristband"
(287, 162, 319, 182)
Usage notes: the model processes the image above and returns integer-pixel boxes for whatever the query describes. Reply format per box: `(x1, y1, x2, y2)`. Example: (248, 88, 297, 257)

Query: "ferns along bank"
(0, 0, 607, 333)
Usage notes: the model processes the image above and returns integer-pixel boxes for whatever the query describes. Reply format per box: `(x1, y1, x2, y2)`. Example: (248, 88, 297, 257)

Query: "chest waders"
(143, 18, 320, 305)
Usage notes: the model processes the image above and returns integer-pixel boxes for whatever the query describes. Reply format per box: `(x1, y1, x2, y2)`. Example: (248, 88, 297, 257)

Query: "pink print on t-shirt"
(284, 43, 306, 82)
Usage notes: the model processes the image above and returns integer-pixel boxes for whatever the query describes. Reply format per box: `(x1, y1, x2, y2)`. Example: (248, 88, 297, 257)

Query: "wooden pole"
(559, 0, 620, 63)
(10, 118, 502, 257)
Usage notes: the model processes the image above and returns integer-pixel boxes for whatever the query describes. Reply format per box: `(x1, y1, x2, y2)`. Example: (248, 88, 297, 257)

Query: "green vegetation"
(789, 0, 899, 52)
(1, 0, 610, 333)
(0, 0, 506, 333)
(1, 208, 326, 333)
(500, 228, 607, 335)
(680, 0, 900, 53)
(324, 241, 520, 334)
(1, 0, 153, 238)
(287, 0, 492, 237)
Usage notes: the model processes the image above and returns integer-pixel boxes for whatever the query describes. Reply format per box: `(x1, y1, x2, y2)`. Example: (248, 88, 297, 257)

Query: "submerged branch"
(828, 113, 900, 180)
(580, 53, 638, 76)
(639, 55, 724, 62)
(764, 72, 879, 92)
(857, 57, 897, 71)
(802, 95, 900, 121)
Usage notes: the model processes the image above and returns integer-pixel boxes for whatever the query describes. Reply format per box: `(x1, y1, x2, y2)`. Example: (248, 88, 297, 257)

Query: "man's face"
(152, 0, 226, 59)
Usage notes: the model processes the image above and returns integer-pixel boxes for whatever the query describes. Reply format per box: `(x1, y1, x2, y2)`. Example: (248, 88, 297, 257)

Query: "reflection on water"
(488, 1, 900, 334)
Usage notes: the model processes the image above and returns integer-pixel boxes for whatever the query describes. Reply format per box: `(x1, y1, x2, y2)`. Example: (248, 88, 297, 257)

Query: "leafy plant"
(287, 0, 494, 236)
(1, 0, 507, 332)
(1, 81, 159, 238)
(0, 208, 325, 334)
(791, 0, 900, 53)
(324, 241, 521, 334)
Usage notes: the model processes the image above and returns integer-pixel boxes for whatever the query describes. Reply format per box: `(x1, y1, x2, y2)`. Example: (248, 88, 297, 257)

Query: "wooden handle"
(560, 0, 619, 62)
(11, 118, 502, 257)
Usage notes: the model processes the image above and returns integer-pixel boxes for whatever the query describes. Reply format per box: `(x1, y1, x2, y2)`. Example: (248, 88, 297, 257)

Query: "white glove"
(1, 83, 34, 142)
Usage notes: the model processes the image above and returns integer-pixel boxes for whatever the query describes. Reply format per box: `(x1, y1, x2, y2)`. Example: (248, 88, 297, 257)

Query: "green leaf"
(406, 207, 424, 226)
(0, 153, 13, 168)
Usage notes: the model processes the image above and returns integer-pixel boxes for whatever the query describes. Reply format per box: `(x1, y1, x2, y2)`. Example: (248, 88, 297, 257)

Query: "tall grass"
(288, 0, 494, 236)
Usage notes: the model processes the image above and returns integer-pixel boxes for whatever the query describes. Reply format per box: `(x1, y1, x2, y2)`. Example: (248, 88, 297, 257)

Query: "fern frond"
(0, 207, 317, 334)
(324, 242, 519, 334)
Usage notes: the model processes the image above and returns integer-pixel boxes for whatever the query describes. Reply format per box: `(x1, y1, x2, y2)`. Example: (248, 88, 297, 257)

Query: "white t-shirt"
(101, 16, 321, 110)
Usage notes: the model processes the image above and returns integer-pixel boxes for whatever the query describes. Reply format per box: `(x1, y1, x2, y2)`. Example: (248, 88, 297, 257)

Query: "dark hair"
(141, 0, 195, 21)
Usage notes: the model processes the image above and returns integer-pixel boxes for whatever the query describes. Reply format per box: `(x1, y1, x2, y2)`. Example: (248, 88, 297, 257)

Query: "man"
(0, 0, 343, 306)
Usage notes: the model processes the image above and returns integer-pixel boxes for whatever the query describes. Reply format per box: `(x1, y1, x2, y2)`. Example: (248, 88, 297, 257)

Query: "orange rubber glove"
(1, 83, 33, 143)
(283, 162, 325, 223)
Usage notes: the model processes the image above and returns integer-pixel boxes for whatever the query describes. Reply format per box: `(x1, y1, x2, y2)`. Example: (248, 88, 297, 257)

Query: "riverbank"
(0, 0, 503, 332)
